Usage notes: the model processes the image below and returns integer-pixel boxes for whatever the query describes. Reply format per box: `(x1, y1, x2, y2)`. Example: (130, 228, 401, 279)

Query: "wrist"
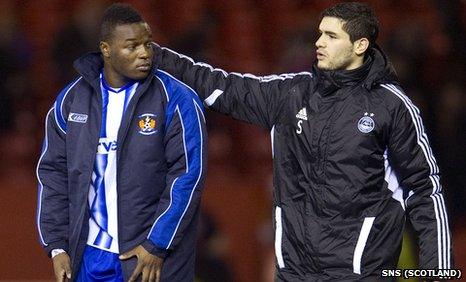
(141, 239, 169, 258)
(51, 248, 66, 258)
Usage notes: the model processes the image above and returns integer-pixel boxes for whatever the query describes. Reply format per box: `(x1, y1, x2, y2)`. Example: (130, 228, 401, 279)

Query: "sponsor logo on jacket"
(68, 112, 88, 123)
(295, 107, 308, 120)
(296, 107, 307, 134)
(138, 113, 158, 135)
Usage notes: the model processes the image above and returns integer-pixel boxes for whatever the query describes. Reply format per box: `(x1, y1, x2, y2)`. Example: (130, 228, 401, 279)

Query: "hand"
(52, 252, 72, 282)
(119, 245, 164, 282)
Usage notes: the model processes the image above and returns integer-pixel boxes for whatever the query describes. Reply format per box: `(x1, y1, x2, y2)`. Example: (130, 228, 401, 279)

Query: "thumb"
(119, 250, 135, 260)
(64, 265, 72, 279)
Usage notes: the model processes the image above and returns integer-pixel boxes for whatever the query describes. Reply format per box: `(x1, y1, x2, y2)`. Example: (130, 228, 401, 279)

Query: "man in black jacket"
(155, 2, 453, 281)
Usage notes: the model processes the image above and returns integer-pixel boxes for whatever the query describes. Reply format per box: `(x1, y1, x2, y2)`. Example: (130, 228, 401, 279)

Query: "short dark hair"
(100, 3, 144, 41)
(321, 2, 379, 46)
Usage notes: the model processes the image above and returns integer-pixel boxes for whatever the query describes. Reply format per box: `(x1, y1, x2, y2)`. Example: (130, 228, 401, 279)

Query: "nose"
(138, 45, 152, 59)
(315, 34, 325, 48)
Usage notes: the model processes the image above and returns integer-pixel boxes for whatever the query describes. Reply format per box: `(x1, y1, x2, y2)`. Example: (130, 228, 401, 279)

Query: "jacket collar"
(312, 45, 398, 96)
(72, 52, 159, 93)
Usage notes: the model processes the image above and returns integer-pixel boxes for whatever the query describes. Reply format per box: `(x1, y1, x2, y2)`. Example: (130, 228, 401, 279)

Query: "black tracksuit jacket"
(155, 46, 453, 281)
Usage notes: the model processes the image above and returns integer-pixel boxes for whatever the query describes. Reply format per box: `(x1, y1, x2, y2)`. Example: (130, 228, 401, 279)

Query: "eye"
(126, 45, 136, 50)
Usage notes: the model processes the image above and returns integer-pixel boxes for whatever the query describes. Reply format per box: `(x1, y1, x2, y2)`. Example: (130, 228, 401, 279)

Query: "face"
(101, 22, 154, 85)
(315, 17, 362, 71)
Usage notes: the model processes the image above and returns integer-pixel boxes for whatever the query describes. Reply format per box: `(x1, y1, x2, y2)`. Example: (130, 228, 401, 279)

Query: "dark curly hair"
(100, 3, 144, 41)
(321, 2, 379, 47)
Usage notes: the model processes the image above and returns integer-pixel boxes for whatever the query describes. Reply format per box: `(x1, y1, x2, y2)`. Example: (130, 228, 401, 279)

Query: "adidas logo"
(296, 107, 308, 120)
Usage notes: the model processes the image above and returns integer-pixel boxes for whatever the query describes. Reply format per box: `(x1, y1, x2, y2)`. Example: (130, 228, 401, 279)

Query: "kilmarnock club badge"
(138, 113, 158, 135)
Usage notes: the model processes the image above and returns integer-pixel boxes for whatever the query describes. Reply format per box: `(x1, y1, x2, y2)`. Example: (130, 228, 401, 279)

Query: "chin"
(317, 62, 331, 70)
(318, 62, 342, 71)
(131, 72, 150, 81)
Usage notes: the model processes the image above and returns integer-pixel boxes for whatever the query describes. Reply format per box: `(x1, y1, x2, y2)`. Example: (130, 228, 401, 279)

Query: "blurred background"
(0, 0, 464, 281)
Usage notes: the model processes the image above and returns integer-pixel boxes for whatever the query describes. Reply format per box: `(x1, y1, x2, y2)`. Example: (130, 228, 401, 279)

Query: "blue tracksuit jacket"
(36, 52, 207, 281)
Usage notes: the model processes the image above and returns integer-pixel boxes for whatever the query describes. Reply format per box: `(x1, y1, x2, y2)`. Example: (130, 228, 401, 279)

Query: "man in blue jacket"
(36, 4, 207, 281)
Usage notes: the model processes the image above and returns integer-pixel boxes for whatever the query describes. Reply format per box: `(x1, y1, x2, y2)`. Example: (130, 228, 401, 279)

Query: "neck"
(103, 64, 129, 88)
(344, 55, 365, 71)
(314, 53, 373, 96)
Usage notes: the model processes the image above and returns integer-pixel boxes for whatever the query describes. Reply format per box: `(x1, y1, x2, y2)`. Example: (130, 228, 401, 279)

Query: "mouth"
(136, 63, 151, 72)
(316, 50, 326, 60)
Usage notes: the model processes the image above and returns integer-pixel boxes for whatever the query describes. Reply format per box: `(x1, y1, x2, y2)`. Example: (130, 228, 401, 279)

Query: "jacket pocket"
(276, 192, 309, 272)
(353, 216, 376, 275)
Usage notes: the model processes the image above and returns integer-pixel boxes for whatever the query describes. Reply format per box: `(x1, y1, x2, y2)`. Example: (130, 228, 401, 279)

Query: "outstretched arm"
(155, 45, 312, 129)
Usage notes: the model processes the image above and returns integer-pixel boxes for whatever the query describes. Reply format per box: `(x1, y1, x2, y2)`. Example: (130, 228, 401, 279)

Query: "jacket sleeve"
(384, 84, 452, 269)
(142, 81, 207, 258)
(36, 106, 70, 257)
(155, 45, 312, 129)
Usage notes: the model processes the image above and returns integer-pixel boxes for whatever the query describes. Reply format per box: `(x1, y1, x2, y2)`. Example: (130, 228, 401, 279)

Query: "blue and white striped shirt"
(87, 73, 138, 253)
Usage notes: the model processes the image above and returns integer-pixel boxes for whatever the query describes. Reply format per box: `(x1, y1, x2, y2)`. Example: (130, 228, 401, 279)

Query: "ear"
(100, 41, 111, 58)
(354, 38, 370, 55)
